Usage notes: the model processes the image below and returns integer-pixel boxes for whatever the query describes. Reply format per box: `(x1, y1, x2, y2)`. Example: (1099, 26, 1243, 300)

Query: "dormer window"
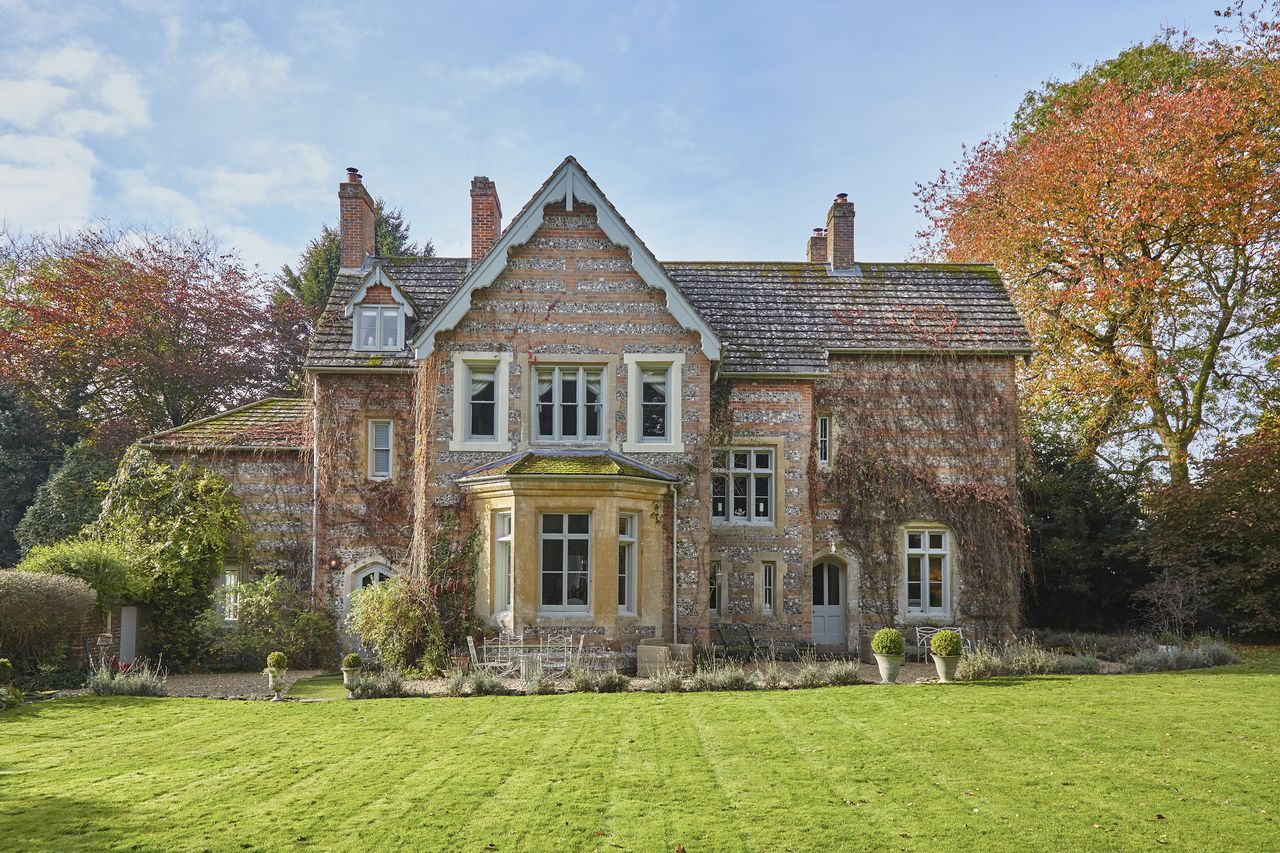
(356, 306, 402, 351)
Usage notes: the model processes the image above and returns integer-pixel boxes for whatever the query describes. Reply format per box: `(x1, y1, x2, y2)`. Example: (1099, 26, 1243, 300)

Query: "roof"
(459, 449, 679, 482)
(139, 398, 310, 450)
(305, 256, 469, 370)
(666, 261, 1033, 374)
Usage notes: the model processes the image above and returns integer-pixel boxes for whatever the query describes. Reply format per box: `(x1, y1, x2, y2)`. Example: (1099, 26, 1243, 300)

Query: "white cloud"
(0, 43, 149, 137)
(0, 134, 96, 230)
(201, 143, 331, 211)
(212, 223, 296, 274)
(0, 78, 75, 129)
(193, 19, 293, 98)
(116, 168, 205, 226)
(30, 44, 102, 82)
(464, 51, 585, 88)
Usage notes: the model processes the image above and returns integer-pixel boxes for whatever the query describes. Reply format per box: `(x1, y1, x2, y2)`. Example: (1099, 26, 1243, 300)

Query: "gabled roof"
(411, 156, 722, 362)
(139, 398, 310, 450)
(306, 256, 468, 370)
(666, 261, 1033, 374)
(459, 448, 679, 483)
(342, 263, 419, 318)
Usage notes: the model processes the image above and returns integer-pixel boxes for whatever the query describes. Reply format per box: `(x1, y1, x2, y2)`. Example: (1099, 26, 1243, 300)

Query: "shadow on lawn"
(960, 675, 1075, 687)
(0, 791, 128, 847)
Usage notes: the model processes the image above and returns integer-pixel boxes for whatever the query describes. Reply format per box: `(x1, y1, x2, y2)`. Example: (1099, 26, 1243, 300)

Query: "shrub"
(0, 658, 12, 685)
(647, 668, 684, 693)
(570, 667, 601, 693)
(690, 661, 752, 692)
(1193, 639, 1240, 667)
(342, 653, 364, 669)
(86, 658, 168, 697)
(524, 673, 558, 695)
(466, 670, 508, 696)
(1053, 654, 1102, 675)
(930, 629, 963, 658)
(871, 628, 904, 656)
(352, 670, 405, 699)
(15, 539, 133, 612)
(266, 651, 287, 671)
(344, 576, 432, 673)
(0, 684, 22, 710)
(751, 660, 785, 691)
(959, 640, 1101, 680)
(1124, 641, 1240, 673)
(444, 668, 467, 697)
(792, 658, 828, 689)
(825, 660, 863, 686)
(0, 570, 95, 671)
(202, 574, 337, 669)
(1036, 631, 1156, 661)
(595, 670, 630, 693)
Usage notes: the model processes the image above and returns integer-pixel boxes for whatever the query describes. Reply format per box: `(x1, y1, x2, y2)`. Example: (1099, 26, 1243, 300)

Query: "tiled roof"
(304, 256, 470, 369)
(665, 261, 1033, 374)
(460, 449, 679, 482)
(140, 398, 310, 450)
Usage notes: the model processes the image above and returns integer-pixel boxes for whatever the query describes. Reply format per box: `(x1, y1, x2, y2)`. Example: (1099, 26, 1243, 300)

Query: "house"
(141, 157, 1031, 657)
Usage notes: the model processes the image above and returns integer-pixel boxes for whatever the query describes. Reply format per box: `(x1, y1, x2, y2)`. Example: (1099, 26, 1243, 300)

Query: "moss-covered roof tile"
(140, 398, 309, 450)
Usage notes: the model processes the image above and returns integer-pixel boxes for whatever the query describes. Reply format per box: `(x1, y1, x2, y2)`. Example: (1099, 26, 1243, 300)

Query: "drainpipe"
(671, 482, 679, 643)
(309, 382, 319, 599)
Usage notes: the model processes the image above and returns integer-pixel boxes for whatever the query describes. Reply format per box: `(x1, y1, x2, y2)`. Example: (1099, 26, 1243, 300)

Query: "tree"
(0, 385, 66, 567)
(15, 439, 120, 555)
(917, 13, 1280, 484)
(276, 199, 433, 316)
(0, 227, 305, 435)
(1143, 416, 1280, 637)
(1020, 430, 1153, 630)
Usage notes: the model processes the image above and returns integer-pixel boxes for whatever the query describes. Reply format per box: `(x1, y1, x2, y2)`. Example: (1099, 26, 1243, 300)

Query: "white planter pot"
(266, 668, 287, 701)
(933, 654, 960, 683)
(342, 667, 362, 699)
(874, 653, 905, 684)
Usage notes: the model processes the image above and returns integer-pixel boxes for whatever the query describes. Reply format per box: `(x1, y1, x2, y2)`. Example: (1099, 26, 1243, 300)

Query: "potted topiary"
(341, 653, 364, 699)
(264, 651, 288, 701)
(930, 629, 963, 683)
(871, 628, 906, 684)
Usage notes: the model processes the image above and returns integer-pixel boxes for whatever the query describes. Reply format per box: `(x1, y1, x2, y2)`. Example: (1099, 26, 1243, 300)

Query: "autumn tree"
(917, 8, 1280, 484)
(275, 199, 433, 316)
(0, 227, 305, 436)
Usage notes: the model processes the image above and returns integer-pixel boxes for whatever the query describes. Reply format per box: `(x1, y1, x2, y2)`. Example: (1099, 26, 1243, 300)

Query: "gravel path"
(163, 669, 324, 699)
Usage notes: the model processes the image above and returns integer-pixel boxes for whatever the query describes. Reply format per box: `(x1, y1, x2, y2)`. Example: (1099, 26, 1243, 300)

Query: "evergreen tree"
(0, 387, 67, 567)
(15, 439, 120, 555)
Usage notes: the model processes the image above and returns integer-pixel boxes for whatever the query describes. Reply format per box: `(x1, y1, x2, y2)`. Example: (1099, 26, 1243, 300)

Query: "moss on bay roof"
(461, 449, 679, 482)
(140, 398, 309, 450)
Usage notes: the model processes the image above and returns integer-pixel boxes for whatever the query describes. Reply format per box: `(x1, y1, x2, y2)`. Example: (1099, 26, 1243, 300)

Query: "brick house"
(142, 156, 1031, 657)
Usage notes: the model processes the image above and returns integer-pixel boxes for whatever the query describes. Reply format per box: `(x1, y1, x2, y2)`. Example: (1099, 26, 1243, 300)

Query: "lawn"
(2, 655, 1277, 852)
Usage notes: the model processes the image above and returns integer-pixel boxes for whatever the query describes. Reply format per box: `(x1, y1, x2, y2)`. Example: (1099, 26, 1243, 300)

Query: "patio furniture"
(744, 626, 799, 660)
(539, 634, 575, 677)
(714, 623, 753, 660)
(637, 644, 672, 678)
(914, 626, 972, 662)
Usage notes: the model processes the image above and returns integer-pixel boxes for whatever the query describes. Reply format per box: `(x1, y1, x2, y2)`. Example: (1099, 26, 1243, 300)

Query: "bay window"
(536, 366, 603, 442)
(711, 448, 774, 524)
(540, 513, 591, 612)
(493, 512, 513, 614)
(905, 529, 949, 615)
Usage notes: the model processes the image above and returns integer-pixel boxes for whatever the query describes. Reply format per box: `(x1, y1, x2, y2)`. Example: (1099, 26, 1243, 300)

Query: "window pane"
(372, 422, 391, 449)
(560, 369, 578, 436)
(567, 571, 589, 606)
(754, 451, 772, 470)
(812, 565, 824, 606)
(585, 402, 601, 439)
(471, 401, 495, 438)
(585, 372, 601, 438)
(358, 310, 377, 348)
(907, 532, 923, 550)
(618, 543, 629, 608)
(929, 532, 945, 551)
(907, 555, 922, 609)
(567, 513, 589, 535)
(754, 474, 771, 519)
(373, 449, 391, 476)
(712, 450, 727, 470)
(542, 514, 562, 534)
(732, 451, 749, 470)
(929, 555, 944, 608)
(712, 477, 727, 518)
(470, 369, 495, 402)
(542, 538, 563, 606)
(379, 309, 399, 348)
(537, 372, 554, 438)
(828, 566, 840, 606)
(618, 515, 633, 538)
(642, 403, 666, 439)
(732, 475, 748, 518)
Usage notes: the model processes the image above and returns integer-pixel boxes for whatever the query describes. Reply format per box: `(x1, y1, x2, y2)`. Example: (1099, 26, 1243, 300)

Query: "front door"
(812, 561, 846, 647)
(119, 606, 138, 665)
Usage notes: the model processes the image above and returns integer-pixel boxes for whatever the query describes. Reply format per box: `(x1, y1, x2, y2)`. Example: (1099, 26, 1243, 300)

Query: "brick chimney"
(339, 167, 375, 270)
(470, 176, 502, 263)
(806, 227, 827, 263)
(825, 193, 855, 270)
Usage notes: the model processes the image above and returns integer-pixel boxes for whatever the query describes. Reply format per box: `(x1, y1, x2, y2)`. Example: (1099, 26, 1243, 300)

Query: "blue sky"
(0, 1, 1221, 273)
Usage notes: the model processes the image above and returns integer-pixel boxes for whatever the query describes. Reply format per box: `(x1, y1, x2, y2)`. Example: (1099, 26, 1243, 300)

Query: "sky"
(0, 0, 1226, 274)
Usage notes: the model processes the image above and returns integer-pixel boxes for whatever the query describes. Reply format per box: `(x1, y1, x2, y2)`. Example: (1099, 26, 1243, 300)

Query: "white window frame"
(354, 305, 403, 351)
(538, 512, 592, 614)
(762, 561, 775, 616)
(622, 353, 685, 453)
(449, 352, 512, 452)
(343, 562, 395, 616)
(618, 513, 637, 615)
(817, 415, 831, 468)
(220, 566, 242, 622)
(711, 447, 775, 525)
(533, 365, 605, 444)
(709, 559, 722, 617)
(904, 528, 950, 617)
(493, 511, 513, 615)
(368, 419, 393, 480)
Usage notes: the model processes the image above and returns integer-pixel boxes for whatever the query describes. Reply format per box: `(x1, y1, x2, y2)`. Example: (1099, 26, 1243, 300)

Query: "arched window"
(353, 565, 393, 590)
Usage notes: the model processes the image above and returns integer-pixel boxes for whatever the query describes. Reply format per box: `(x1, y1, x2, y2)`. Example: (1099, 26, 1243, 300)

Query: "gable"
(413, 157, 721, 362)
(343, 263, 417, 319)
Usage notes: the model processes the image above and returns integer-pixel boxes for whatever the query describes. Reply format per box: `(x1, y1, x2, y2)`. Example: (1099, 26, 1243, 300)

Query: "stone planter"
(933, 654, 961, 683)
(873, 653, 904, 684)
(265, 667, 287, 701)
(341, 667, 362, 699)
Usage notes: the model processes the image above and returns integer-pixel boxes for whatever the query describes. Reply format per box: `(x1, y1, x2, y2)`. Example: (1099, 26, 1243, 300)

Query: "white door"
(119, 606, 138, 665)
(811, 561, 846, 647)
